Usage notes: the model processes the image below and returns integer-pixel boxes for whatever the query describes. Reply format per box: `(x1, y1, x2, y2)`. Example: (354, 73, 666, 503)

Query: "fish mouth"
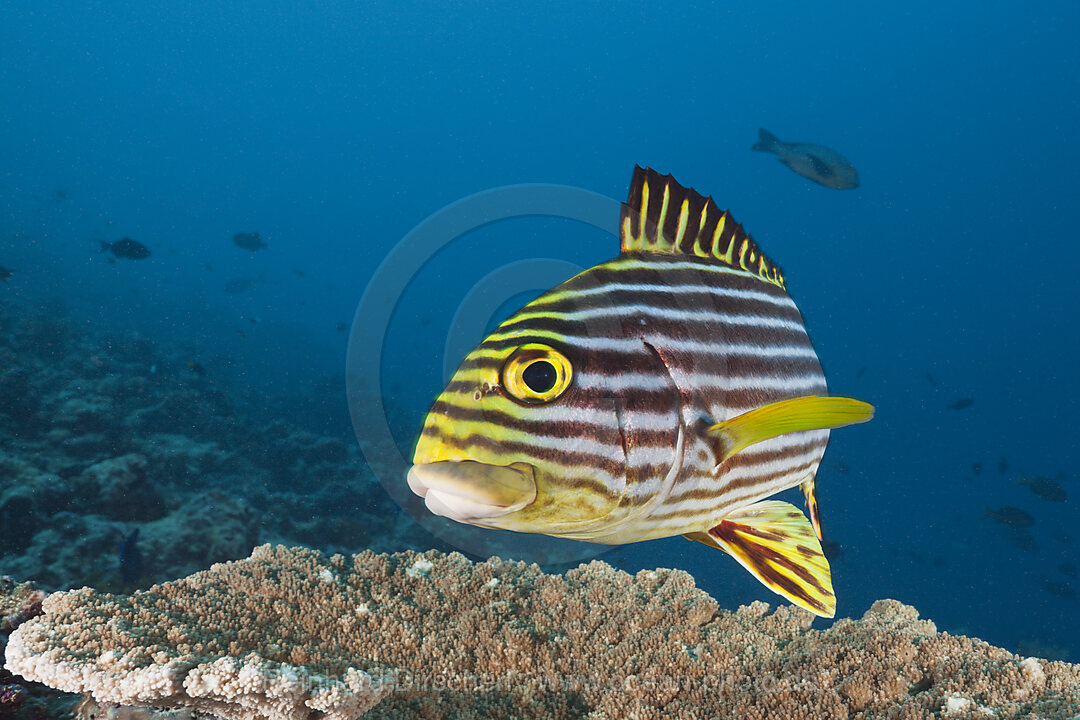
(407, 461, 537, 522)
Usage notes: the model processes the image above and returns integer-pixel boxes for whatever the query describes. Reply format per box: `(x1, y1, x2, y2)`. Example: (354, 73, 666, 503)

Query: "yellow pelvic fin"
(705, 396, 874, 465)
(685, 500, 836, 617)
(800, 475, 823, 540)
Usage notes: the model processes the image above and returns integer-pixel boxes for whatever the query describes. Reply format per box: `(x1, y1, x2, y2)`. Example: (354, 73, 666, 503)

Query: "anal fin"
(686, 500, 835, 617)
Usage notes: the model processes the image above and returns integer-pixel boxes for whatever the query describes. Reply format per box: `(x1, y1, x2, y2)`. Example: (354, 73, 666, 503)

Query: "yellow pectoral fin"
(688, 500, 836, 618)
(705, 396, 874, 464)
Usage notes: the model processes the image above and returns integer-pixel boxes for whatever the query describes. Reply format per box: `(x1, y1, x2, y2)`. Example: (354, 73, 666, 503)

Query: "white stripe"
(479, 402, 679, 431)
(534, 276, 797, 311)
(505, 303, 806, 333)
(438, 382, 828, 439)
(517, 427, 672, 469)
(483, 329, 817, 358)
(606, 257, 782, 282)
(518, 431, 624, 462)
(672, 432, 826, 481)
(667, 444, 826, 505)
(576, 371, 825, 394)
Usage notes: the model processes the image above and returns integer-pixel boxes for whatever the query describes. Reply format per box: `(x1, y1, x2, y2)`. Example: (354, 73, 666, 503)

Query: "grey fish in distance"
(984, 506, 1034, 528)
(233, 232, 267, 252)
(1017, 475, 1067, 502)
(100, 237, 151, 260)
(752, 128, 859, 190)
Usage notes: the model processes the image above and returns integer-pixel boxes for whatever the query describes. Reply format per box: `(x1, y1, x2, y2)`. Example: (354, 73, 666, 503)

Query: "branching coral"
(6, 545, 1080, 720)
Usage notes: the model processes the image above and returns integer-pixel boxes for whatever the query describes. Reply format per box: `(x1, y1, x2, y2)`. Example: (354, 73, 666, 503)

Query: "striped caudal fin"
(689, 500, 836, 617)
(620, 166, 785, 289)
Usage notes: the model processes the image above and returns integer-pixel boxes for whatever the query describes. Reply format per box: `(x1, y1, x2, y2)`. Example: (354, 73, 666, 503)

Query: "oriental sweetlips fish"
(409, 167, 874, 617)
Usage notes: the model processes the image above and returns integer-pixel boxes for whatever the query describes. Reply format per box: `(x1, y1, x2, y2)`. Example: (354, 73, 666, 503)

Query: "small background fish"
(752, 128, 859, 189)
(99, 238, 151, 260)
(233, 232, 267, 252)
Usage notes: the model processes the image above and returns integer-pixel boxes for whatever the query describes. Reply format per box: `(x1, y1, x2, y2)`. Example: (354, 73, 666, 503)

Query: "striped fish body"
(410, 167, 873, 616)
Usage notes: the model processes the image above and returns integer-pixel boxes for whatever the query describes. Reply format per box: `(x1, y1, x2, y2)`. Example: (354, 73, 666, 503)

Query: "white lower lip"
(407, 461, 536, 522)
(423, 488, 516, 520)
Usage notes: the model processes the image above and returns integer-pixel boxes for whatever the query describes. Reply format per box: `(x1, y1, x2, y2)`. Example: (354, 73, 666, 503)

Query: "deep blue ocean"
(2, 1, 1078, 662)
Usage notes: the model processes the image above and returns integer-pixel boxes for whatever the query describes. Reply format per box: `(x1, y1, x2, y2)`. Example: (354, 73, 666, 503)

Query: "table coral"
(0, 577, 47, 717)
(6, 546, 1080, 720)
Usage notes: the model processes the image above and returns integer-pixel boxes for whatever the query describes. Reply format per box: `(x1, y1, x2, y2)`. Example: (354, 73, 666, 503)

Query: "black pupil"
(522, 360, 558, 394)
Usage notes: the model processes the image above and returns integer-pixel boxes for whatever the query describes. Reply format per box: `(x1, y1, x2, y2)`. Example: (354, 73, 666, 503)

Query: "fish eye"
(501, 344, 573, 404)
(522, 361, 557, 393)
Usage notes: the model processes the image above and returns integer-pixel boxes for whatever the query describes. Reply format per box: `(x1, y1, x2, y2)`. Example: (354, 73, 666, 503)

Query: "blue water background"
(2, 2, 1078, 656)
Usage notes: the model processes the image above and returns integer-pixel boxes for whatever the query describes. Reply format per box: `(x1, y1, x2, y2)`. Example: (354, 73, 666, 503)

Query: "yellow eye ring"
(501, 344, 573, 404)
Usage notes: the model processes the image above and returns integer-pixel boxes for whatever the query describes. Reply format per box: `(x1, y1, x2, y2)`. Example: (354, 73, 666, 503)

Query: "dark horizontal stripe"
(420, 425, 625, 479)
(718, 456, 823, 498)
(457, 338, 823, 380)
(521, 288, 805, 329)
(579, 258, 792, 298)
(726, 438, 829, 466)
(651, 458, 822, 522)
(492, 311, 811, 351)
(427, 398, 678, 444)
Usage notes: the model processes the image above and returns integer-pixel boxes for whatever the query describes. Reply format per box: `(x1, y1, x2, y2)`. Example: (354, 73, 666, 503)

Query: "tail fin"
(752, 127, 781, 153)
(98, 240, 111, 253)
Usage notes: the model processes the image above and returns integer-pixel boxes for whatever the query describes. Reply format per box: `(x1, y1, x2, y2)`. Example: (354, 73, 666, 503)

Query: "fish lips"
(407, 461, 537, 522)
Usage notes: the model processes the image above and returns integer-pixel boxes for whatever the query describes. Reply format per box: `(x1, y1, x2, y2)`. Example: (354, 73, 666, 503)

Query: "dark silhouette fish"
(1038, 578, 1076, 600)
(1005, 527, 1038, 553)
(752, 128, 859, 189)
(856, 366, 868, 378)
(118, 529, 142, 585)
(233, 232, 267, 252)
(1017, 475, 1067, 502)
(925, 372, 939, 387)
(820, 538, 843, 561)
(984, 506, 1034, 528)
(947, 397, 974, 410)
(186, 360, 207, 377)
(100, 237, 151, 260)
(1061, 562, 1078, 577)
(998, 457, 1009, 474)
(0, 266, 13, 282)
(972, 461, 983, 475)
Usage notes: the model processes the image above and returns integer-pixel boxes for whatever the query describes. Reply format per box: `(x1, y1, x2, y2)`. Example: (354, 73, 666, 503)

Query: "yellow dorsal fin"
(686, 500, 836, 617)
(705, 396, 874, 466)
(619, 166, 786, 289)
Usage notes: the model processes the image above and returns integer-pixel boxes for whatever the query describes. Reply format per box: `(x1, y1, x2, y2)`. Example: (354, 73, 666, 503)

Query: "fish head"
(410, 305, 683, 539)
